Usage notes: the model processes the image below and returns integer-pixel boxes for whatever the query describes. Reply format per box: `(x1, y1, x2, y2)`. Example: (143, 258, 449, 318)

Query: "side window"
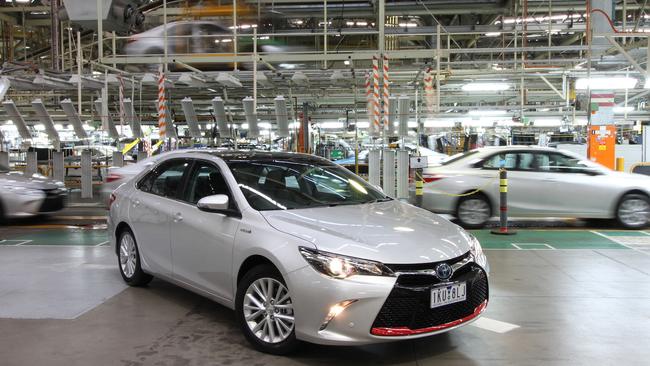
(184, 162, 233, 206)
(137, 160, 189, 198)
(481, 153, 517, 169)
(518, 153, 536, 171)
(545, 153, 590, 173)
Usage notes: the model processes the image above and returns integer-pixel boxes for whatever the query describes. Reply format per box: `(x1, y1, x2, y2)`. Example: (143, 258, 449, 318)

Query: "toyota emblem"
(435, 263, 453, 281)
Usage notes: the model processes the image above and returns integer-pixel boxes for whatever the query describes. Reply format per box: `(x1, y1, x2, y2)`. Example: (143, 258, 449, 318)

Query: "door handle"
(173, 212, 183, 223)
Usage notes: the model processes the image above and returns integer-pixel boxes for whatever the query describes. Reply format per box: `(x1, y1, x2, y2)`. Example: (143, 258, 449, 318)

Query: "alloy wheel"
(618, 198, 650, 228)
(119, 233, 137, 278)
(243, 278, 294, 344)
(458, 198, 491, 226)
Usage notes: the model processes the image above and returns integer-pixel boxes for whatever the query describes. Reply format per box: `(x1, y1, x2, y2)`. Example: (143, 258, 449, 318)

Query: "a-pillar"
(52, 151, 64, 183)
(25, 151, 37, 177)
(112, 151, 124, 167)
(382, 149, 395, 197)
(81, 150, 93, 199)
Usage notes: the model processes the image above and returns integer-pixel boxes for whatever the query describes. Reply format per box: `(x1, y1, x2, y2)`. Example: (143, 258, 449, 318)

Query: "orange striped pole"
(157, 65, 167, 140)
(382, 54, 390, 133)
(372, 55, 381, 136)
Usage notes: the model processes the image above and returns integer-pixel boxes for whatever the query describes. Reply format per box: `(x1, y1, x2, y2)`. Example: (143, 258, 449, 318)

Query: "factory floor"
(1, 210, 650, 366)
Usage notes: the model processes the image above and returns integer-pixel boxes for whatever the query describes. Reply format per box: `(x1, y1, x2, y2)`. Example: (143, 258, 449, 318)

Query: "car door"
(170, 159, 241, 301)
(534, 152, 609, 217)
(128, 158, 192, 277)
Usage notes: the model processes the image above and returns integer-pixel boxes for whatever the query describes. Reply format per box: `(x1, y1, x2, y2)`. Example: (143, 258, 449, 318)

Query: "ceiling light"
(343, 60, 350, 66)
(485, 32, 501, 37)
(468, 110, 508, 116)
(575, 77, 637, 90)
(461, 82, 510, 92)
(319, 122, 344, 129)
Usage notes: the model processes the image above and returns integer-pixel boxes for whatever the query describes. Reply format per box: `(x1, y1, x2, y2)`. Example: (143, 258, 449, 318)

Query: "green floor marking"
(470, 230, 628, 250)
(1, 230, 108, 246)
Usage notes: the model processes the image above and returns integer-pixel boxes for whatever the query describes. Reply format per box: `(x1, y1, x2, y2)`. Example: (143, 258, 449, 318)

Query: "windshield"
(228, 159, 389, 210)
(442, 150, 479, 165)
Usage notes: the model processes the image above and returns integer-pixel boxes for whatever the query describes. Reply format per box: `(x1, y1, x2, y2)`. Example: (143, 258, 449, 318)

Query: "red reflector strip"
(370, 300, 488, 336)
(106, 174, 123, 183)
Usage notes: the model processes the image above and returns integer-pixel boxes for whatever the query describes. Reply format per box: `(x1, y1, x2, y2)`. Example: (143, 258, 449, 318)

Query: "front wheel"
(235, 264, 299, 355)
(118, 229, 153, 286)
(616, 194, 650, 229)
(456, 194, 491, 229)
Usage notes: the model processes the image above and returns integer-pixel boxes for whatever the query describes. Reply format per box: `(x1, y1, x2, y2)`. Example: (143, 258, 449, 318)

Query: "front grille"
(371, 263, 488, 331)
(38, 190, 66, 213)
(384, 251, 471, 273)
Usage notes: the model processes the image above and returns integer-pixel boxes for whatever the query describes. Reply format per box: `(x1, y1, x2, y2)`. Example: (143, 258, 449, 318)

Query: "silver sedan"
(418, 146, 650, 229)
(108, 150, 489, 354)
(0, 163, 67, 222)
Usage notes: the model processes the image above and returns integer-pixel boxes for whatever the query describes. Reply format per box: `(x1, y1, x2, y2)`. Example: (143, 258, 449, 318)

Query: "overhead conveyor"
(60, 99, 88, 139)
(211, 97, 230, 138)
(2, 100, 32, 141)
(180, 97, 203, 139)
(242, 97, 259, 138)
(31, 99, 60, 144)
(122, 98, 143, 138)
(94, 98, 120, 139)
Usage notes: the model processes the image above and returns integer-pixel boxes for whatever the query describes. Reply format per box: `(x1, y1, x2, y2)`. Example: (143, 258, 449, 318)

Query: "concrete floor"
(1, 222, 650, 365)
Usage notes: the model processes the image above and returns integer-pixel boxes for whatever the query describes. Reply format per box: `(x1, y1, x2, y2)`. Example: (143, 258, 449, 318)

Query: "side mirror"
(197, 194, 230, 212)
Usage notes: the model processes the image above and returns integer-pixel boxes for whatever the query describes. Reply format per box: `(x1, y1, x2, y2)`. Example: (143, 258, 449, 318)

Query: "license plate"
(430, 282, 467, 309)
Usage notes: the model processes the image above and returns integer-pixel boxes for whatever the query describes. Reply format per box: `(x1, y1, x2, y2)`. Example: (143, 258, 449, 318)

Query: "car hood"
(0, 172, 62, 190)
(260, 200, 472, 264)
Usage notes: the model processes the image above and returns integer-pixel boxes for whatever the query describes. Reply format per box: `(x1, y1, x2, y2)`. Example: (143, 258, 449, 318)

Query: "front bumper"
(286, 254, 489, 345)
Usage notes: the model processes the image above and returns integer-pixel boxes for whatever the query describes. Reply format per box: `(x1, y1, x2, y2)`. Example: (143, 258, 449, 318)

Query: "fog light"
(320, 300, 357, 331)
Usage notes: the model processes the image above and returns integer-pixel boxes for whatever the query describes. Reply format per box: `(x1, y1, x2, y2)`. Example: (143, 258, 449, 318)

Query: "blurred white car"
(0, 163, 67, 222)
(417, 146, 650, 229)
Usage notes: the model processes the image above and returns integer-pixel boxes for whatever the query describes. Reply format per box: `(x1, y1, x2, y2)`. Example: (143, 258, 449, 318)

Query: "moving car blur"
(0, 162, 66, 222)
(418, 146, 650, 229)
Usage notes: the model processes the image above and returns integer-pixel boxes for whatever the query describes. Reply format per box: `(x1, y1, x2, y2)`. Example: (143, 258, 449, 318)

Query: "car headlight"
(469, 234, 488, 269)
(299, 247, 394, 279)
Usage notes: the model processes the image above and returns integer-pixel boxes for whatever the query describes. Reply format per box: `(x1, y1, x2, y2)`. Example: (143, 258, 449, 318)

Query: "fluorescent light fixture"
(292, 71, 309, 83)
(485, 32, 501, 37)
(319, 122, 344, 129)
(216, 72, 242, 87)
(575, 77, 637, 90)
(613, 106, 634, 113)
(468, 110, 508, 116)
(357, 122, 370, 128)
(532, 118, 562, 126)
(343, 60, 350, 66)
(461, 82, 510, 92)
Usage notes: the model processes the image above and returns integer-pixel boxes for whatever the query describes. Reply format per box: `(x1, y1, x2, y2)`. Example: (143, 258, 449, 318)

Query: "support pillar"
(643, 125, 649, 162)
(368, 149, 381, 187)
(137, 151, 147, 162)
(396, 150, 409, 200)
(52, 151, 64, 182)
(81, 150, 92, 199)
(25, 151, 37, 177)
(382, 149, 395, 197)
(0, 151, 8, 168)
(112, 151, 124, 167)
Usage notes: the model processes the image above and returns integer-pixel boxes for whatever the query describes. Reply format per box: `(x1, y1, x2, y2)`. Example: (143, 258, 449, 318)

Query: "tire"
(616, 194, 650, 229)
(117, 228, 153, 286)
(456, 194, 492, 229)
(235, 264, 299, 355)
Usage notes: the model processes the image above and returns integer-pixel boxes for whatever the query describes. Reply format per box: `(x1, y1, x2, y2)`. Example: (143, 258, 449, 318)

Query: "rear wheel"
(616, 194, 650, 229)
(456, 194, 491, 229)
(118, 229, 153, 286)
(235, 264, 299, 355)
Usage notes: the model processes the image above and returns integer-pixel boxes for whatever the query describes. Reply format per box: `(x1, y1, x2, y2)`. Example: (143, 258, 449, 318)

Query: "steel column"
(25, 151, 37, 177)
(368, 149, 381, 187)
(81, 150, 92, 198)
(52, 151, 64, 182)
(382, 149, 395, 197)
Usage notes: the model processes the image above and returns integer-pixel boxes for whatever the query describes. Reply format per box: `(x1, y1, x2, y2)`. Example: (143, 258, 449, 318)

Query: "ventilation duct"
(242, 97, 259, 138)
(274, 96, 290, 138)
(180, 97, 202, 138)
(211, 97, 230, 137)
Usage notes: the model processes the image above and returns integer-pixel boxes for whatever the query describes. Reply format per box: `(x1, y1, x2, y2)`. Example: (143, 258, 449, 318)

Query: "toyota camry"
(108, 150, 489, 354)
